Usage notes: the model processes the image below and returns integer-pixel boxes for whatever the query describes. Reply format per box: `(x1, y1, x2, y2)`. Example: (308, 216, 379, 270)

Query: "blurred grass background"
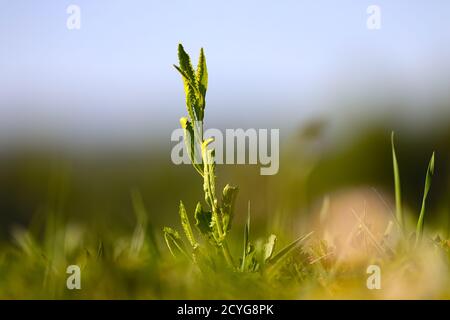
(2, 118, 450, 241)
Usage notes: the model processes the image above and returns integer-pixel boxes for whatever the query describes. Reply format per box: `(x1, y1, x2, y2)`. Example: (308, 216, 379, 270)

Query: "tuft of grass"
(391, 133, 436, 247)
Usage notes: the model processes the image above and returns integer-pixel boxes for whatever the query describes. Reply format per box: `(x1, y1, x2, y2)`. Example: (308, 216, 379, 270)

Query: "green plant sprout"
(164, 44, 312, 272)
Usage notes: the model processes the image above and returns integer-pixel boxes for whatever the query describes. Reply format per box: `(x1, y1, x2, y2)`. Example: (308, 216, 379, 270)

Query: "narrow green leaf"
(177, 44, 196, 82)
(196, 48, 208, 120)
(174, 65, 198, 122)
(180, 117, 194, 157)
(196, 48, 208, 94)
(173, 65, 197, 90)
(176, 44, 205, 121)
(416, 152, 435, 245)
(179, 201, 198, 249)
(240, 202, 251, 272)
(180, 117, 203, 175)
(391, 132, 403, 229)
(267, 231, 313, 266)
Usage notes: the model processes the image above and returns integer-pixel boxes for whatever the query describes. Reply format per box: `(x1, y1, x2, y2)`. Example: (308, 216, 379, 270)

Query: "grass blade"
(177, 44, 196, 83)
(267, 231, 313, 266)
(130, 189, 149, 256)
(240, 201, 251, 272)
(391, 132, 403, 229)
(416, 152, 435, 245)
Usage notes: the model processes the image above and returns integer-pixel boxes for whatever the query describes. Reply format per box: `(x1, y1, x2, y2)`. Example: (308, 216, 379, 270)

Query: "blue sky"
(1, 1, 450, 146)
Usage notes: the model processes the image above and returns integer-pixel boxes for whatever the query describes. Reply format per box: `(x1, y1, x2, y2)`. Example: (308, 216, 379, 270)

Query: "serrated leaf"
(174, 65, 198, 122)
(196, 48, 208, 121)
(176, 44, 205, 121)
(177, 44, 196, 83)
(196, 48, 208, 95)
(194, 202, 212, 235)
(173, 65, 197, 90)
(179, 201, 197, 249)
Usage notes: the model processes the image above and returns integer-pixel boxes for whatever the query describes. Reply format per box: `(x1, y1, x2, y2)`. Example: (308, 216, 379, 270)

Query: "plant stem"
(221, 241, 235, 269)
